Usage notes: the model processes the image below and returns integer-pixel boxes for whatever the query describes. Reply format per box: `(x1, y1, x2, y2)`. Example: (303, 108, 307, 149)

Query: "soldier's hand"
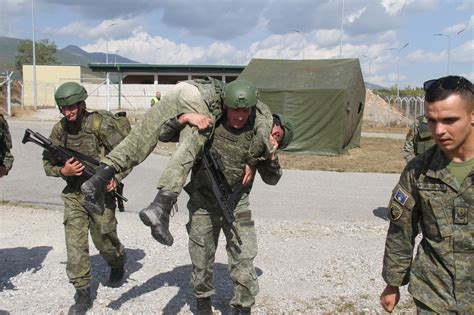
(60, 157, 85, 177)
(0, 166, 8, 178)
(106, 178, 117, 192)
(242, 164, 256, 186)
(380, 284, 400, 313)
(178, 113, 213, 131)
(269, 135, 279, 160)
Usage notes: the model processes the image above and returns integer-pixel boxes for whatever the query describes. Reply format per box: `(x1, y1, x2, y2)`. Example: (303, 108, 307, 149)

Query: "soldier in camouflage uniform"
(43, 82, 128, 315)
(179, 81, 287, 315)
(82, 78, 273, 247)
(0, 114, 14, 177)
(380, 75, 473, 314)
(402, 115, 435, 162)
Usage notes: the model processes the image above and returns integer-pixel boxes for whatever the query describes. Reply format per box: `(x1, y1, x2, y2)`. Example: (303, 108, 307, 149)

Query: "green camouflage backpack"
(90, 110, 131, 149)
(89, 110, 132, 154)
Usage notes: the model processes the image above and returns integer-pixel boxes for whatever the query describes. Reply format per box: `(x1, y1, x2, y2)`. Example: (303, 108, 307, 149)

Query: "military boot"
(68, 287, 92, 315)
(139, 190, 177, 246)
(109, 252, 126, 287)
(231, 306, 251, 315)
(81, 164, 116, 215)
(196, 297, 212, 315)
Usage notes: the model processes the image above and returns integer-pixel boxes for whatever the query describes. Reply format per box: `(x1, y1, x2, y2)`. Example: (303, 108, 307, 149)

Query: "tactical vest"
(59, 112, 103, 162)
(185, 77, 225, 121)
(414, 118, 435, 155)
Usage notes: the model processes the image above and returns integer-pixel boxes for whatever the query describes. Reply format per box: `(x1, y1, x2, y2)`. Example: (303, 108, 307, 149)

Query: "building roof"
(88, 63, 246, 74)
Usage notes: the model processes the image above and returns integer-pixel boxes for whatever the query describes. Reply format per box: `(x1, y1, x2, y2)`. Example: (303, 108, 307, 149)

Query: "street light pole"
(339, 0, 345, 59)
(388, 42, 409, 99)
(362, 55, 378, 90)
(31, 0, 37, 110)
(434, 29, 465, 75)
(105, 23, 117, 111)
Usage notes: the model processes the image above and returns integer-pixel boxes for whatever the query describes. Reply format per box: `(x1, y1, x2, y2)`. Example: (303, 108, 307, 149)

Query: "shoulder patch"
(394, 187, 409, 206)
(389, 202, 404, 221)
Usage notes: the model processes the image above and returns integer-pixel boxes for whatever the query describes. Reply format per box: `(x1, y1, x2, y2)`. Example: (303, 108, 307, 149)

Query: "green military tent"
(238, 58, 366, 155)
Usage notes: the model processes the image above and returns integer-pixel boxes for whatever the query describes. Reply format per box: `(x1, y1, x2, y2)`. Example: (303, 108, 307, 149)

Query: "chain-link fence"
(19, 79, 175, 111)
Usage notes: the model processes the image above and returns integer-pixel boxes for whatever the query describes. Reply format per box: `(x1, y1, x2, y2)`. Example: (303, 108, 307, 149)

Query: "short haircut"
(424, 75, 473, 103)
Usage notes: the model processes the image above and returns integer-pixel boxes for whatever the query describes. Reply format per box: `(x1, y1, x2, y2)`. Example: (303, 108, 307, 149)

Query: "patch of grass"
(279, 137, 406, 173)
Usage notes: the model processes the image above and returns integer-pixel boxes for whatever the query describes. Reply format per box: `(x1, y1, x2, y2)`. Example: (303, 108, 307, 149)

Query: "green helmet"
(54, 82, 88, 108)
(223, 80, 258, 109)
(273, 114, 294, 149)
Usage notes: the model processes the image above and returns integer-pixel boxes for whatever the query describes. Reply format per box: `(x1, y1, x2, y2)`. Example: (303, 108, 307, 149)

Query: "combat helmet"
(223, 80, 259, 109)
(54, 82, 88, 109)
(273, 114, 294, 149)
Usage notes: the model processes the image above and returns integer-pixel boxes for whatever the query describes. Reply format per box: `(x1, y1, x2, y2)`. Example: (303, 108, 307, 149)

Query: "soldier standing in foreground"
(402, 115, 435, 162)
(380, 75, 473, 313)
(43, 82, 128, 314)
(0, 114, 13, 177)
(182, 82, 287, 315)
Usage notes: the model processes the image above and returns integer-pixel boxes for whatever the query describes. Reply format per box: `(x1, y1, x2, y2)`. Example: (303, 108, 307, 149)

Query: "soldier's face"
(425, 93, 474, 158)
(225, 107, 252, 129)
(62, 102, 85, 122)
(271, 124, 285, 144)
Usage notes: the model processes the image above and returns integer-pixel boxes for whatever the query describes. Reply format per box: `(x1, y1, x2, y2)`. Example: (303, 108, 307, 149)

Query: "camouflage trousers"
(186, 194, 259, 309)
(157, 82, 211, 194)
(61, 188, 125, 289)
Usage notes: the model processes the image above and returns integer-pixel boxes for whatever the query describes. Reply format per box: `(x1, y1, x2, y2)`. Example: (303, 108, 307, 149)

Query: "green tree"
(15, 39, 60, 73)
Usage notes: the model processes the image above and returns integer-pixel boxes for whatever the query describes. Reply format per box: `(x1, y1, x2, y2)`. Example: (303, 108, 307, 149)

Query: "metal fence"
(19, 79, 176, 111)
(365, 96, 425, 128)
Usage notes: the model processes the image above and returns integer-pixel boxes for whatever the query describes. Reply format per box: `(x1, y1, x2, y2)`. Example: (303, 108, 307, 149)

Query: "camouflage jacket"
(402, 116, 435, 162)
(185, 120, 281, 212)
(43, 111, 130, 190)
(102, 79, 273, 174)
(0, 114, 13, 172)
(382, 145, 473, 313)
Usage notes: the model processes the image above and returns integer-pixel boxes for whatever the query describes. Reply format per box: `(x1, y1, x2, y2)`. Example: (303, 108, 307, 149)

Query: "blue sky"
(1, 0, 472, 89)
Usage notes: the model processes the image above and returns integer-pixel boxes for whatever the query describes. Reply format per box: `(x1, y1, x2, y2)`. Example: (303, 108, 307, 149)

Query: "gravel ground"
(0, 204, 415, 314)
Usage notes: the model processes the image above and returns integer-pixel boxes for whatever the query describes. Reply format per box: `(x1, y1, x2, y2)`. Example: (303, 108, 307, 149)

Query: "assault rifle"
(22, 128, 128, 204)
(200, 146, 242, 245)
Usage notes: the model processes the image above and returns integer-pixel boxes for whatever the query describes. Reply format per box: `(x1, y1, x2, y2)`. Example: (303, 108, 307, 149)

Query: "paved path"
(1, 120, 400, 223)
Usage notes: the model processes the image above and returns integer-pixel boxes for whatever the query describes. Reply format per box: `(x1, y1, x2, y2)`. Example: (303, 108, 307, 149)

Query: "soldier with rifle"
(179, 81, 286, 315)
(39, 82, 130, 315)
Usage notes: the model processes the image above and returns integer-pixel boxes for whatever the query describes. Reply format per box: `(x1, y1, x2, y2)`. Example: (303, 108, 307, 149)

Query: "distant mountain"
(62, 45, 138, 64)
(365, 81, 385, 90)
(0, 36, 138, 78)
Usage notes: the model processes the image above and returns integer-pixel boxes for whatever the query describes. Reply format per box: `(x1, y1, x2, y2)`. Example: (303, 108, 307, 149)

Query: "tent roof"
(239, 58, 362, 90)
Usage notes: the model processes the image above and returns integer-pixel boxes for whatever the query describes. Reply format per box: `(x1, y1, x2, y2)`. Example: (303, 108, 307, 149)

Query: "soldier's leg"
(62, 191, 93, 313)
(224, 195, 258, 311)
(89, 194, 126, 286)
(187, 208, 222, 303)
(82, 84, 184, 215)
(140, 82, 212, 246)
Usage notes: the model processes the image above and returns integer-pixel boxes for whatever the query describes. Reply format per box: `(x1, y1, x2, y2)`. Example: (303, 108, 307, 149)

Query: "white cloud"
(380, 0, 438, 15)
(381, 0, 414, 15)
(406, 49, 445, 63)
(451, 40, 474, 63)
(346, 7, 367, 23)
(43, 18, 137, 40)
